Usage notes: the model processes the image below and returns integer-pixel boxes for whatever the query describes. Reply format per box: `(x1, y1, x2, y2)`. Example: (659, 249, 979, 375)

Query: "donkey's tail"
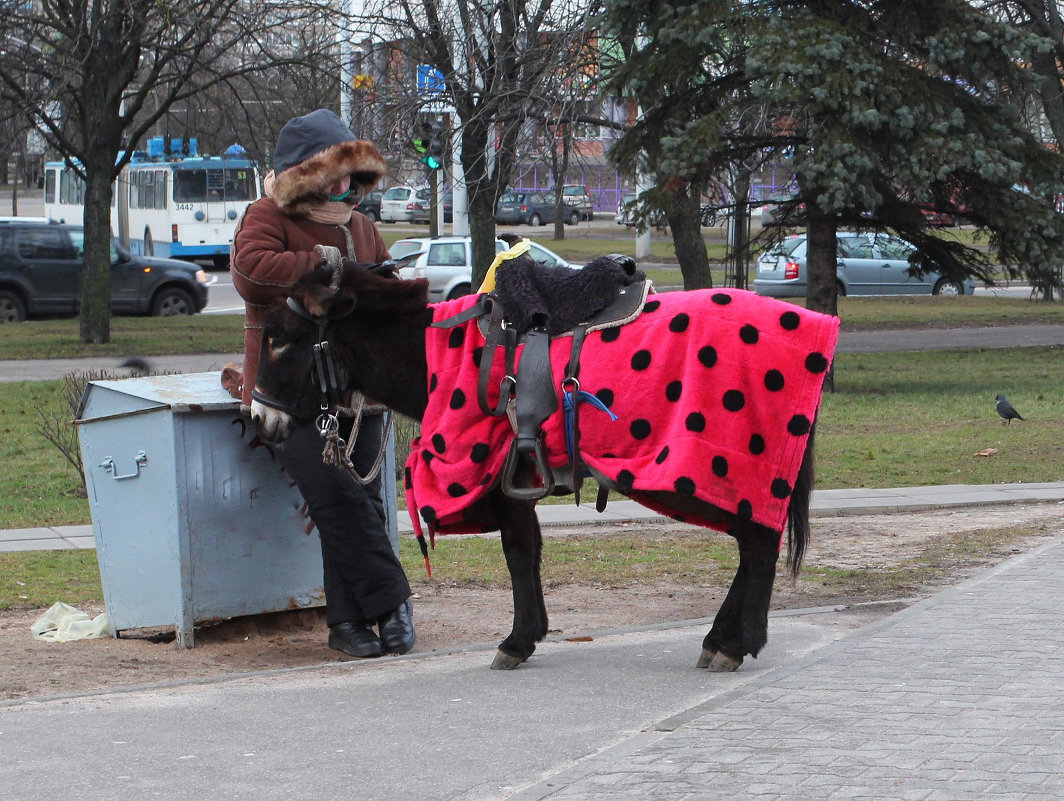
(786, 428, 815, 578)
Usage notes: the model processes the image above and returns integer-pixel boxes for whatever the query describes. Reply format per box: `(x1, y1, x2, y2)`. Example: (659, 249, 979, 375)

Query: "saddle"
(433, 254, 650, 504)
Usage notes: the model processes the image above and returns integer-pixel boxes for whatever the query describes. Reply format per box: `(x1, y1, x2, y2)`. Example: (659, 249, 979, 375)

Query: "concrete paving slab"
(0, 615, 848, 801)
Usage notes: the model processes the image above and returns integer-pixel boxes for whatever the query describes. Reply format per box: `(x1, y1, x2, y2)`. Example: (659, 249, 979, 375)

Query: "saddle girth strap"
(476, 298, 517, 417)
(565, 324, 588, 504)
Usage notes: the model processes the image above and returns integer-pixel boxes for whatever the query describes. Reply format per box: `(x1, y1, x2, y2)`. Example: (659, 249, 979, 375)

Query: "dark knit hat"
(270, 109, 388, 215)
(274, 109, 356, 174)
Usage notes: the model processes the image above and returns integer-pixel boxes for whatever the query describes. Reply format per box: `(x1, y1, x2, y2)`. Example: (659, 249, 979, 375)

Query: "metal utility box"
(76, 372, 398, 647)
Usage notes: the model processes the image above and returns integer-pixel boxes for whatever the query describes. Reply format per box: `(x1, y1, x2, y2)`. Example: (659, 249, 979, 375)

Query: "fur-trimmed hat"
(271, 109, 387, 214)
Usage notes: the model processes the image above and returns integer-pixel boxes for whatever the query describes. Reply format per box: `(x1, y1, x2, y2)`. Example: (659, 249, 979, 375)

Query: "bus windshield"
(173, 167, 256, 202)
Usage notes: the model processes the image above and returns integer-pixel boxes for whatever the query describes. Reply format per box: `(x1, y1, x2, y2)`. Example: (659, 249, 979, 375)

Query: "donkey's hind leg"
(699, 524, 780, 671)
(490, 492, 548, 670)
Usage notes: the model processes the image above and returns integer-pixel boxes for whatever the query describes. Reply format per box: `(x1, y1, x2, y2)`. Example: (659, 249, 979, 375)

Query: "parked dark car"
(0, 219, 210, 323)
(495, 191, 582, 226)
(355, 190, 383, 222)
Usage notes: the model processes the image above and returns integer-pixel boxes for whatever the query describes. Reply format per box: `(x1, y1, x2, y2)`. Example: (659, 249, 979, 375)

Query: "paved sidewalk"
(5, 482, 1064, 553)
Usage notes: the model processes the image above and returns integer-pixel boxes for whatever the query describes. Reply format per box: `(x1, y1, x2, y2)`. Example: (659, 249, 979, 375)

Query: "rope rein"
(318, 392, 393, 485)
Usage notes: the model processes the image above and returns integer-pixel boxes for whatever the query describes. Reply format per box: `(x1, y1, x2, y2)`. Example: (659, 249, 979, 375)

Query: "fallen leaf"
(974, 448, 999, 457)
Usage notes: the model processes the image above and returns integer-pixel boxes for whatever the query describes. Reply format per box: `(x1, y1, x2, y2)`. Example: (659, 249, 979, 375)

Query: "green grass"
(0, 314, 245, 360)
(3, 346, 1061, 532)
(2, 293, 1059, 360)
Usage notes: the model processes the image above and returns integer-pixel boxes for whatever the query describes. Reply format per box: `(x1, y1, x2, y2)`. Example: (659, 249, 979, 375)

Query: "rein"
(256, 289, 391, 486)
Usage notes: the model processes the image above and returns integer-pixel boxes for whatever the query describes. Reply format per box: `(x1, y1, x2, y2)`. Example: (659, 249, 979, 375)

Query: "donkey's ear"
(303, 283, 356, 318)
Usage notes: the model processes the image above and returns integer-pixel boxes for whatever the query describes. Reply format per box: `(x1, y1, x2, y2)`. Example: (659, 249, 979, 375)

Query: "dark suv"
(0, 219, 209, 323)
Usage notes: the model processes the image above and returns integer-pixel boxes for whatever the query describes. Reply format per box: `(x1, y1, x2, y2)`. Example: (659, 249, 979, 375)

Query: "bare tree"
(344, 0, 600, 286)
(0, 0, 337, 343)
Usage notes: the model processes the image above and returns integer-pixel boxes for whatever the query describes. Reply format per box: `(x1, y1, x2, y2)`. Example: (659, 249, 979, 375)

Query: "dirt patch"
(3, 503, 1062, 702)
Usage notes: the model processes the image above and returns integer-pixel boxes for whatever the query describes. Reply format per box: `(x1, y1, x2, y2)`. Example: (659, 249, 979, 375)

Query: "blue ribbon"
(564, 390, 618, 461)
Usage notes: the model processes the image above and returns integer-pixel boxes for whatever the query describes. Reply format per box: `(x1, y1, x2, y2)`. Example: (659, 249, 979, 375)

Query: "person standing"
(230, 108, 415, 658)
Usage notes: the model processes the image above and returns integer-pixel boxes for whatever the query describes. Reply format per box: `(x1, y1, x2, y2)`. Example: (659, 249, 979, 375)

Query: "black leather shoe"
(328, 622, 383, 658)
(378, 600, 416, 654)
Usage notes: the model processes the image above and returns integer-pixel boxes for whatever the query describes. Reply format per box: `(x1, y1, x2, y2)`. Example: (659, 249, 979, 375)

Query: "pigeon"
(995, 394, 1025, 425)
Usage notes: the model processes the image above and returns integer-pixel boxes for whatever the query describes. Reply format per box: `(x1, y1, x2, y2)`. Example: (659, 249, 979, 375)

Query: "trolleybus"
(44, 137, 260, 268)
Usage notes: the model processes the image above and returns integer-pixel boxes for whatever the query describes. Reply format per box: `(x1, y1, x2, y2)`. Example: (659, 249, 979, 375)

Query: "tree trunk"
(669, 187, 712, 289)
(80, 167, 114, 344)
(468, 190, 498, 291)
(804, 206, 838, 317)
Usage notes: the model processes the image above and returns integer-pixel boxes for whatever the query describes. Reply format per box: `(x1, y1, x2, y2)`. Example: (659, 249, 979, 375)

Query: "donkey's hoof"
(490, 649, 526, 670)
(709, 652, 743, 672)
(696, 648, 716, 669)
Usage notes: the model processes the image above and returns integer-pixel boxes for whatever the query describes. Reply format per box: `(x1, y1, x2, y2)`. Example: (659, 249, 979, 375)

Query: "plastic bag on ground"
(31, 602, 110, 642)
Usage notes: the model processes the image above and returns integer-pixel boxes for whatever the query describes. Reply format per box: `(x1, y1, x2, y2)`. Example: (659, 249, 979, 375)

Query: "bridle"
(251, 266, 392, 485)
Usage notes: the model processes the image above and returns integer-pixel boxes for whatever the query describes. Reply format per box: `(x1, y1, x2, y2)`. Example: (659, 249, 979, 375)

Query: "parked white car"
(380, 185, 431, 223)
(390, 236, 574, 302)
(753, 232, 975, 297)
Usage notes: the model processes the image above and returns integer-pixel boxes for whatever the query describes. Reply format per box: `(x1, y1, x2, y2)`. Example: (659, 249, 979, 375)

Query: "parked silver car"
(380, 185, 431, 223)
(391, 236, 574, 302)
(753, 232, 975, 297)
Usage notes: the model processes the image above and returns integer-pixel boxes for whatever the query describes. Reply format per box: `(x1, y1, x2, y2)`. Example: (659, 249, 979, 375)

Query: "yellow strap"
(477, 238, 531, 293)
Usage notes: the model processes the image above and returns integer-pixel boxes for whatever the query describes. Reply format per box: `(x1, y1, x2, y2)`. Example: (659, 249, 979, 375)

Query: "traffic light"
(412, 120, 444, 171)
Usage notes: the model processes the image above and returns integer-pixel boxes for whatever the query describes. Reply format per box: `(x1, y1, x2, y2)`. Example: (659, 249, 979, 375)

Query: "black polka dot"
(431, 433, 446, 453)
(764, 369, 785, 392)
(698, 346, 718, 368)
(669, 313, 690, 333)
(686, 412, 706, 432)
(617, 470, 635, 492)
(737, 500, 753, 520)
(631, 350, 652, 370)
(655, 446, 670, 464)
(723, 390, 745, 412)
(470, 443, 490, 463)
(447, 483, 467, 497)
(448, 327, 465, 348)
(787, 414, 811, 436)
(806, 352, 829, 373)
(712, 456, 728, 477)
(596, 388, 615, 407)
(665, 381, 682, 402)
(421, 451, 435, 467)
(749, 434, 766, 455)
(472, 347, 483, 368)
(449, 388, 466, 410)
(771, 478, 792, 499)
(421, 506, 437, 522)
(780, 311, 801, 330)
(403, 466, 412, 489)
(600, 327, 621, 342)
(644, 300, 661, 312)
(711, 293, 732, 305)
(479, 472, 493, 486)
(674, 476, 696, 495)
(630, 419, 652, 439)
(740, 324, 759, 345)
(429, 373, 438, 392)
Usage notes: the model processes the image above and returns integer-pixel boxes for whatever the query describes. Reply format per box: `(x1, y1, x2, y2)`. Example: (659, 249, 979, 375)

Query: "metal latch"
(99, 451, 148, 480)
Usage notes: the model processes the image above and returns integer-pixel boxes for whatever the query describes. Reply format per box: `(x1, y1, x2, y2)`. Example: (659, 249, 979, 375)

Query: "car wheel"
(151, 287, 195, 316)
(367, 210, 380, 222)
(447, 282, 472, 301)
(530, 213, 542, 226)
(568, 211, 580, 226)
(143, 227, 154, 257)
(0, 289, 27, 323)
(933, 279, 964, 296)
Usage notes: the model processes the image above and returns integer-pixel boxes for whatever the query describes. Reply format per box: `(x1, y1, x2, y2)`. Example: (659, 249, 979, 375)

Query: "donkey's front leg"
(491, 492, 548, 669)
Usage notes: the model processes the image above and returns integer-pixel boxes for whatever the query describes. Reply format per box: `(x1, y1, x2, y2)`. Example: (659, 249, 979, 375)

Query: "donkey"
(250, 262, 839, 672)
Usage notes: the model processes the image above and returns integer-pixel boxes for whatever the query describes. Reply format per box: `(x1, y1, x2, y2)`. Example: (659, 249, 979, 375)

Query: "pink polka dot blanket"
(404, 289, 840, 541)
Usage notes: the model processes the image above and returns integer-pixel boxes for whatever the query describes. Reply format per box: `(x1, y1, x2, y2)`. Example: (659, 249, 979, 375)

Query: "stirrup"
(500, 438, 554, 500)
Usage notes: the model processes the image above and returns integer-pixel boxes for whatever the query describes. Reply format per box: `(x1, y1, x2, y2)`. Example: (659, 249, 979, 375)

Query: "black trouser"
(276, 415, 411, 628)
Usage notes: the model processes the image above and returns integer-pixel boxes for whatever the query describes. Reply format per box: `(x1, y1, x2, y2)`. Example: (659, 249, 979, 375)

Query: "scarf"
(262, 170, 354, 225)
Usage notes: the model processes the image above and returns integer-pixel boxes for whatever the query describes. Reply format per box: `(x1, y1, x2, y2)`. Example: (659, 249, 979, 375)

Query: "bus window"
(45, 170, 56, 204)
(174, 170, 207, 202)
(60, 169, 85, 205)
(223, 169, 255, 201)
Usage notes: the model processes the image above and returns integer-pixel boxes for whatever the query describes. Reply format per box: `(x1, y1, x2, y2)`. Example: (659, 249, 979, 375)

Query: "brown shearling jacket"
(231, 197, 390, 406)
